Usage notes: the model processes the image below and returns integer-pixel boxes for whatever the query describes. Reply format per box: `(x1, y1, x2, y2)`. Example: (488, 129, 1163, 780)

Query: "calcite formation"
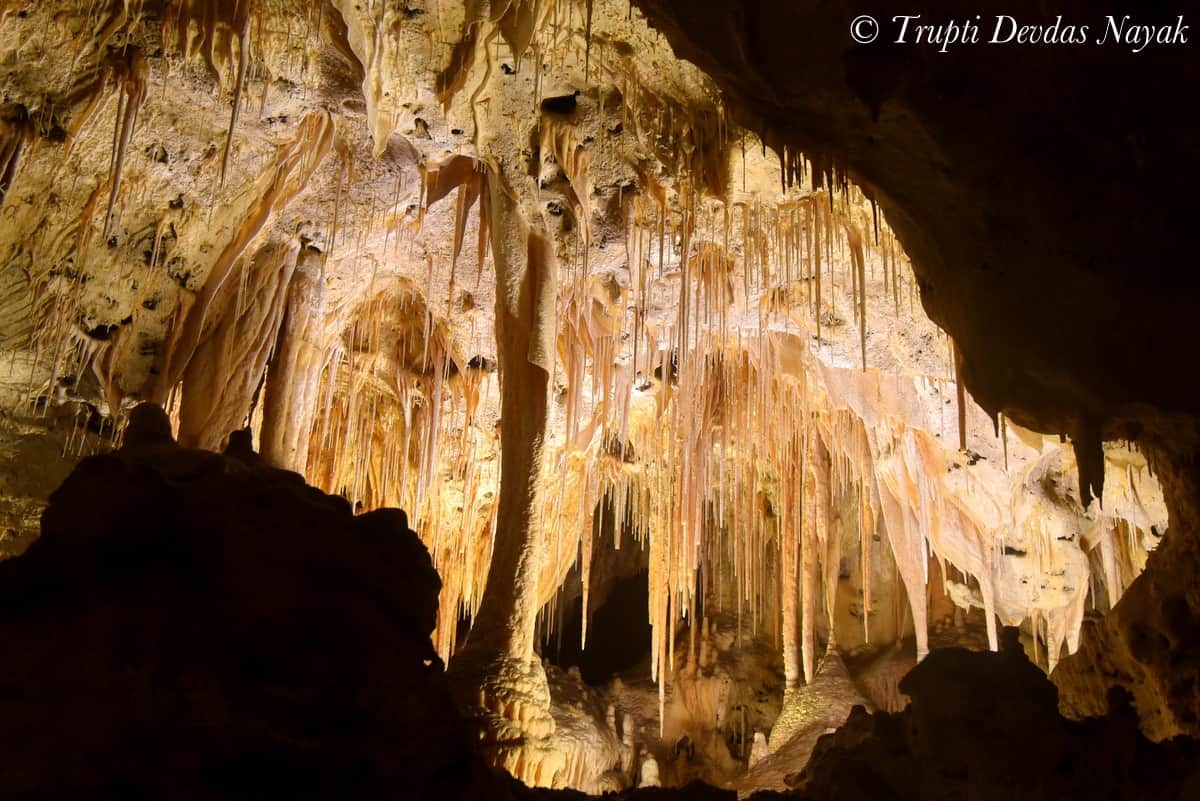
(0, 0, 1191, 794)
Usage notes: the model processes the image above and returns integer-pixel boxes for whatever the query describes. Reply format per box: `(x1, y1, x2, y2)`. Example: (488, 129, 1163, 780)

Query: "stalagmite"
(638, 755, 661, 787)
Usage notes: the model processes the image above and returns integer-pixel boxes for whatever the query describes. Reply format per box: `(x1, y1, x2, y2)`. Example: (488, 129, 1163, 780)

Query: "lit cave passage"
(0, 1, 1197, 799)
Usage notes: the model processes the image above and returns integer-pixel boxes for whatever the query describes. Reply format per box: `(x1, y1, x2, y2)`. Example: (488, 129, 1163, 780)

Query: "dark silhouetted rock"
(0, 408, 506, 801)
(792, 629, 1200, 801)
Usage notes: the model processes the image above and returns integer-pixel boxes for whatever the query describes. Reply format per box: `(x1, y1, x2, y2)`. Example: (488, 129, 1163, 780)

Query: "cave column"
(260, 246, 327, 473)
(447, 160, 565, 786)
(772, 424, 831, 752)
(781, 506, 800, 690)
(801, 426, 831, 685)
(467, 172, 557, 661)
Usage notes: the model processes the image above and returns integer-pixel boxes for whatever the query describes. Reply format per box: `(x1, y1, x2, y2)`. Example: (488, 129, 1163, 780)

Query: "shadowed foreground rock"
(0, 404, 505, 801)
(792, 630, 1200, 801)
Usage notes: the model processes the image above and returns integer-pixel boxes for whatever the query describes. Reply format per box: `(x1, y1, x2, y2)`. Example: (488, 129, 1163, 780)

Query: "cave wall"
(1054, 435, 1200, 738)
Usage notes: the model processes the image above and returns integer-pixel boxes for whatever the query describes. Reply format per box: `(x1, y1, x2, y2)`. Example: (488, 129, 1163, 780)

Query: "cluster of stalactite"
(265, 154, 1167, 735)
(541, 180, 911, 684)
(518, 171, 1167, 726)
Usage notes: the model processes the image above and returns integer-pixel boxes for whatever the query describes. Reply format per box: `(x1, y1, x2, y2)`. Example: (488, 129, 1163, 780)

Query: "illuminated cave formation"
(0, 1, 1197, 799)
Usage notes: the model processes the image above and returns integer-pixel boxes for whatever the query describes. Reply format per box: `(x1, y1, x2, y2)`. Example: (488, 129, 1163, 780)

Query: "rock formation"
(0, 403, 502, 800)
(794, 630, 1200, 801)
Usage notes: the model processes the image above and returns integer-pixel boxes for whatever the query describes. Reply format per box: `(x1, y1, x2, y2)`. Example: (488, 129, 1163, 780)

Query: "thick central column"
(446, 157, 565, 787)
(467, 173, 557, 660)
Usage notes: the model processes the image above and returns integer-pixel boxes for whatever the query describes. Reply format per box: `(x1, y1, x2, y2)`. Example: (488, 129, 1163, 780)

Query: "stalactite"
(801, 428, 830, 683)
(842, 221, 867, 370)
(175, 242, 297, 450)
(219, 0, 255, 186)
(874, 425, 932, 662)
(165, 0, 257, 86)
(856, 422, 874, 644)
(954, 341, 967, 452)
(1001, 412, 1009, 470)
(101, 47, 148, 239)
(814, 197, 822, 343)
(583, 0, 594, 82)
(540, 119, 593, 246)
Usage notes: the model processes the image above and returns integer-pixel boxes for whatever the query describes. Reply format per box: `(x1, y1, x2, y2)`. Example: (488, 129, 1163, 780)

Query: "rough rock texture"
(794, 630, 1200, 801)
(0, 404, 502, 801)
(1054, 447, 1200, 739)
(0, 408, 84, 559)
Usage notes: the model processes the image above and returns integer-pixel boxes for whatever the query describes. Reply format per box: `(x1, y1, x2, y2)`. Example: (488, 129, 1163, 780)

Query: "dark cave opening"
(545, 567, 654, 685)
